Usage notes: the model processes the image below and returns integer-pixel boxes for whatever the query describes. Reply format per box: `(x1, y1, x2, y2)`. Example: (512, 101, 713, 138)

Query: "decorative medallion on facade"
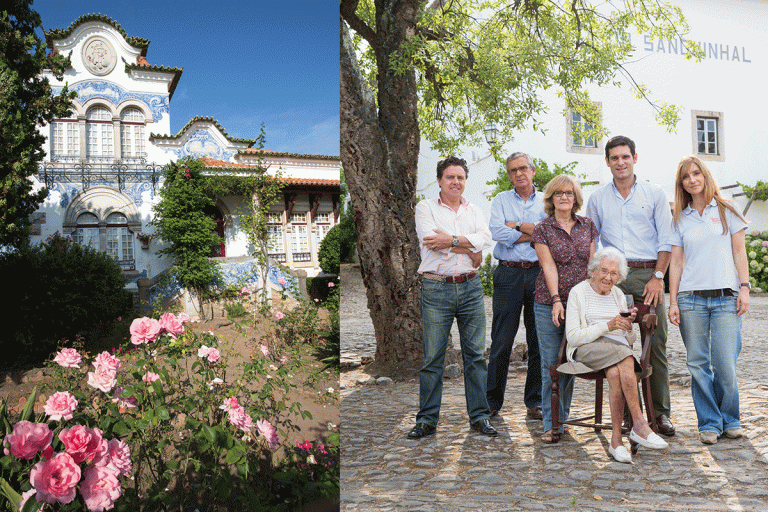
(82, 37, 117, 76)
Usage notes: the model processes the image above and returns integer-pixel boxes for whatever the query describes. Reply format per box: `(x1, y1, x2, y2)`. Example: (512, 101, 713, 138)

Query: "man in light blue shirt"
(586, 135, 676, 436)
(486, 152, 546, 421)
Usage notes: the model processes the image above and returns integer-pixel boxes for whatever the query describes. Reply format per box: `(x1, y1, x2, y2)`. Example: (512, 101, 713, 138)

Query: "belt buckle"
(520, 261, 534, 269)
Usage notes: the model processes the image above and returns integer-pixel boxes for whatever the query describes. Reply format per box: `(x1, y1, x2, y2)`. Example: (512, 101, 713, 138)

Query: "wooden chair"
(550, 303, 658, 453)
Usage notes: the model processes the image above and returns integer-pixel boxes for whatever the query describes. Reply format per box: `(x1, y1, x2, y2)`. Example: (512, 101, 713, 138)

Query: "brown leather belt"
(422, 272, 477, 283)
(691, 288, 733, 298)
(627, 260, 657, 269)
(499, 260, 539, 269)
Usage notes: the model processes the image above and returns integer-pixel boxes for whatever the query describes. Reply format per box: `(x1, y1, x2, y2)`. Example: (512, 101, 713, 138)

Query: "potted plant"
(136, 232, 155, 249)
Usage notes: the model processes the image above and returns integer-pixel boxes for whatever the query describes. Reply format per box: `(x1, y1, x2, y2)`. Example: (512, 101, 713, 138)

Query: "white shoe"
(608, 444, 632, 463)
(630, 429, 669, 449)
(699, 431, 718, 444)
(724, 428, 743, 439)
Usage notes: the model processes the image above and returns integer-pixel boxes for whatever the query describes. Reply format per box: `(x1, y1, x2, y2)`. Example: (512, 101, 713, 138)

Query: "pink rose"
(278, 277, 287, 286)
(81, 464, 122, 512)
(259, 344, 269, 357)
(275, 312, 284, 320)
(206, 347, 220, 362)
(328, 281, 335, 288)
(93, 351, 122, 373)
(129, 317, 162, 345)
(97, 438, 132, 477)
(177, 312, 190, 324)
(239, 287, 251, 297)
(219, 396, 240, 412)
(87, 366, 117, 393)
(142, 371, 160, 384)
(3, 421, 53, 459)
(44, 391, 78, 422)
(18, 489, 36, 510)
(159, 312, 184, 337)
(53, 348, 82, 368)
(30, 452, 81, 504)
(257, 419, 279, 449)
(228, 406, 254, 433)
(58, 425, 107, 464)
(111, 387, 137, 409)
(280, 356, 288, 366)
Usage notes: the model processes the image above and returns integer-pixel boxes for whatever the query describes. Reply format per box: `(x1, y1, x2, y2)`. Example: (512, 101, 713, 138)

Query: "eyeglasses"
(595, 267, 619, 279)
(552, 190, 575, 198)
(507, 166, 530, 174)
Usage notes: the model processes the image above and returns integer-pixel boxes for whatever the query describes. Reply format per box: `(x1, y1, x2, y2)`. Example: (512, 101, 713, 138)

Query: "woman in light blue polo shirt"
(667, 156, 751, 445)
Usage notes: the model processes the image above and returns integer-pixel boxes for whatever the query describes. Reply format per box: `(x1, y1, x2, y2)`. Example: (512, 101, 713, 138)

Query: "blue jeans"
(486, 265, 541, 411)
(534, 302, 573, 433)
(677, 292, 742, 434)
(417, 275, 490, 427)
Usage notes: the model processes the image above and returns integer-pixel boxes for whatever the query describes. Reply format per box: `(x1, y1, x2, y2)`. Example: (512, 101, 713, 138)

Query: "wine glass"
(621, 295, 634, 318)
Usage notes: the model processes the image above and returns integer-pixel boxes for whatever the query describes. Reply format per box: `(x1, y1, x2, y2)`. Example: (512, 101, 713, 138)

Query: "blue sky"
(32, 0, 339, 157)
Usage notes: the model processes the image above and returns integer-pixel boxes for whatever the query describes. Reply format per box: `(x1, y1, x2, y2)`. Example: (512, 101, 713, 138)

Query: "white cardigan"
(564, 280, 636, 362)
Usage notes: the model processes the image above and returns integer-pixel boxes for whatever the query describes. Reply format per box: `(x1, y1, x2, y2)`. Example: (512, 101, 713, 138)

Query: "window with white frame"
(566, 102, 603, 154)
(86, 106, 113, 160)
(313, 212, 332, 251)
(691, 110, 724, 161)
(106, 212, 133, 262)
(73, 212, 99, 249)
(290, 213, 309, 255)
(267, 213, 284, 255)
(51, 120, 79, 159)
(120, 108, 145, 160)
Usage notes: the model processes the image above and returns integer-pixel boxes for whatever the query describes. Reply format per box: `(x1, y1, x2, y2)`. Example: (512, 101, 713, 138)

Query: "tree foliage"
(338, 169, 357, 263)
(486, 157, 582, 199)
(0, 0, 76, 248)
(737, 181, 768, 202)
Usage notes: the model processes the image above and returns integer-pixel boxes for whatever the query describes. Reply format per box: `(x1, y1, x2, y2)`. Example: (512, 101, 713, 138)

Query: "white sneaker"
(630, 429, 669, 449)
(608, 444, 632, 463)
(724, 428, 743, 439)
(699, 431, 718, 444)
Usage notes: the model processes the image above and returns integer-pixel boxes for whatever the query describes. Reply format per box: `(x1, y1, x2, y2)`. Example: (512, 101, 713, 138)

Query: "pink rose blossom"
(142, 371, 160, 384)
(280, 356, 288, 366)
(328, 281, 335, 288)
(58, 425, 107, 464)
(239, 287, 251, 296)
(93, 351, 122, 373)
(257, 419, 279, 449)
(18, 489, 36, 510)
(159, 312, 185, 337)
(97, 438, 132, 477)
(278, 277, 287, 286)
(228, 406, 254, 433)
(53, 348, 82, 368)
(44, 391, 78, 422)
(198, 345, 220, 362)
(259, 344, 269, 357)
(111, 387, 137, 409)
(87, 366, 118, 393)
(3, 421, 53, 459)
(80, 464, 122, 512)
(177, 312, 191, 324)
(220, 396, 240, 412)
(129, 317, 162, 345)
(275, 311, 284, 320)
(30, 452, 81, 504)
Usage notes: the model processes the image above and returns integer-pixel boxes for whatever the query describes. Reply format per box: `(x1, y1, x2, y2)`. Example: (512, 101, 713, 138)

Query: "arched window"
(73, 212, 99, 248)
(86, 106, 113, 160)
(106, 212, 134, 262)
(120, 108, 145, 160)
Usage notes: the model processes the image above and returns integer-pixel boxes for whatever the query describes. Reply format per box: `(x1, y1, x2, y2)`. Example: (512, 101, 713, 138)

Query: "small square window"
(691, 110, 724, 161)
(566, 102, 603, 155)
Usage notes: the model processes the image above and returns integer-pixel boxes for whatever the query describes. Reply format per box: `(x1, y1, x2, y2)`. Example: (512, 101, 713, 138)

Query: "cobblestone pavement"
(340, 264, 768, 511)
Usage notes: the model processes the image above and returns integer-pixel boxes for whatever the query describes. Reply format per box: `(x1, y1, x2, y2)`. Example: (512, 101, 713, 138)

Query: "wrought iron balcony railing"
(38, 157, 163, 193)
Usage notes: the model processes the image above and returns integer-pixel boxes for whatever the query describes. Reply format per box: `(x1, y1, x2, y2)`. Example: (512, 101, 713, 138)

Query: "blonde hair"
(543, 174, 583, 216)
(672, 156, 747, 234)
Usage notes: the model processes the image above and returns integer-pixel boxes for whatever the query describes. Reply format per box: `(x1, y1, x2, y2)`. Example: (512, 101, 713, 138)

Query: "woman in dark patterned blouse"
(531, 174, 598, 443)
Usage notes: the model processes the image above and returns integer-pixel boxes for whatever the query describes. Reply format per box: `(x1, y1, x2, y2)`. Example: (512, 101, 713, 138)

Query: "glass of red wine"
(621, 295, 634, 318)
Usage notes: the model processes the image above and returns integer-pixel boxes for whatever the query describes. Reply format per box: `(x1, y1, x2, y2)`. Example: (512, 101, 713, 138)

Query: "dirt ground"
(0, 297, 340, 458)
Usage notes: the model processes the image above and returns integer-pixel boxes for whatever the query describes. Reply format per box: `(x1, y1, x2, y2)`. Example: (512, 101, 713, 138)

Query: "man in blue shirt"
(586, 135, 676, 436)
(486, 152, 546, 421)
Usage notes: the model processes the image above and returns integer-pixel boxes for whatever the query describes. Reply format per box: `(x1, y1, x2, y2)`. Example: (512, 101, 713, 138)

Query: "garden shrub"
(308, 275, 336, 303)
(479, 253, 496, 296)
(746, 230, 768, 292)
(0, 232, 133, 368)
(317, 224, 340, 275)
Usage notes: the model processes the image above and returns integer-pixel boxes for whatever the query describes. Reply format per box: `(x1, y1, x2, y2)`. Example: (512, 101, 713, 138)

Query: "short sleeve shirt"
(531, 215, 599, 305)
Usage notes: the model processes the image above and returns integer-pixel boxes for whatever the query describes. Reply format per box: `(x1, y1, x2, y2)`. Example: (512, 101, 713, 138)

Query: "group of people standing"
(410, 135, 751, 464)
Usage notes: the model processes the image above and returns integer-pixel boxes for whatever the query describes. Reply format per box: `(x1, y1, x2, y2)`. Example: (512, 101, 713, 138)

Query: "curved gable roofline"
(45, 13, 150, 56)
(237, 149, 341, 161)
(149, 116, 258, 146)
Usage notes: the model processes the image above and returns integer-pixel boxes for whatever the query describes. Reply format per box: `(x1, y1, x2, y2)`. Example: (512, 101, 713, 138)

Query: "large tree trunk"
(340, 2, 424, 366)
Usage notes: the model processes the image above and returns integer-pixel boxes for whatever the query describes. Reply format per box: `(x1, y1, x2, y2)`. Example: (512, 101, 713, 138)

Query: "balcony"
(39, 157, 162, 193)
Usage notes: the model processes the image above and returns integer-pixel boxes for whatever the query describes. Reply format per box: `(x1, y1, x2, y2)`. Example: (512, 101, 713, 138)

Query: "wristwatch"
(741, 282, 752, 290)
(451, 235, 460, 247)
(653, 270, 664, 280)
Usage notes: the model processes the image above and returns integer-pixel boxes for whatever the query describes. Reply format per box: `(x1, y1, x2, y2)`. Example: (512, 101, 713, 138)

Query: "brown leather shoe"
(656, 414, 676, 436)
(526, 406, 543, 420)
(490, 409, 499, 417)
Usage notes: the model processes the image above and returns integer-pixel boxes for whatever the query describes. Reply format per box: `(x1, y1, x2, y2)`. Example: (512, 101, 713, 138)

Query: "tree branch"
(340, 0, 378, 49)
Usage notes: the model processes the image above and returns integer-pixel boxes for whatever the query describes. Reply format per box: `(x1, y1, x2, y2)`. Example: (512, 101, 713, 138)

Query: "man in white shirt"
(408, 156, 496, 438)
(586, 135, 676, 436)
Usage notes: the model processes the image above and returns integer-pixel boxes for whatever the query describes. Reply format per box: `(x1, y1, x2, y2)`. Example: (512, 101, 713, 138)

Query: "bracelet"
(551, 294, 561, 303)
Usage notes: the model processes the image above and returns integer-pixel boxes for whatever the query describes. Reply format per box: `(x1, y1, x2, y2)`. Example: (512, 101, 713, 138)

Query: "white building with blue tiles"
(32, 15, 340, 311)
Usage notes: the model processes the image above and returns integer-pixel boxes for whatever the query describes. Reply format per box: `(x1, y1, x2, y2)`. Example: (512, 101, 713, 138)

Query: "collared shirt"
(489, 188, 546, 262)
(415, 196, 492, 275)
(671, 199, 748, 293)
(586, 178, 674, 261)
(531, 215, 598, 304)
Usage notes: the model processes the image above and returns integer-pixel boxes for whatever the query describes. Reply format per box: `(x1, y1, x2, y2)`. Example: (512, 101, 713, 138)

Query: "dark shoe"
(656, 414, 676, 436)
(470, 418, 498, 437)
(490, 409, 499, 417)
(526, 406, 543, 420)
(408, 423, 436, 439)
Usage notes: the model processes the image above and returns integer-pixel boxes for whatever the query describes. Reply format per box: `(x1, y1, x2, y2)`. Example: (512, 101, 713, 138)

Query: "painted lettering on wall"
(636, 34, 751, 63)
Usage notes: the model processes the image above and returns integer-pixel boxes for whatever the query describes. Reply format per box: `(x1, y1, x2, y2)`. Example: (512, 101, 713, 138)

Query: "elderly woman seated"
(561, 247, 669, 463)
